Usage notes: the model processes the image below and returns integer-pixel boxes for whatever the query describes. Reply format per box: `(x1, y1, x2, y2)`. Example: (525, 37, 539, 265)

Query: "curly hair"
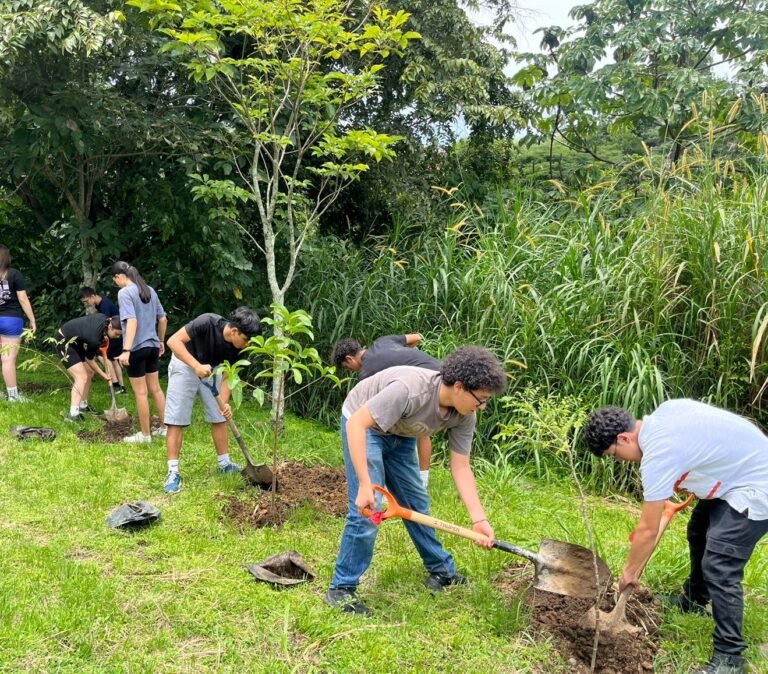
(227, 307, 261, 338)
(331, 338, 363, 369)
(584, 407, 635, 456)
(440, 345, 507, 394)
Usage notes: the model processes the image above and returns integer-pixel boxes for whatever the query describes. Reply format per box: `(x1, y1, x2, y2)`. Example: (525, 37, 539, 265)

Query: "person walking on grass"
(55, 314, 123, 421)
(80, 286, 126, 395)
(584, 400, 768, 674)
(162, 308, 261, 494)
(325, 345, 507, 616)
(111, 261, 167, 443)
(0, 245, 36, 402)
(332, 333, 439, 489)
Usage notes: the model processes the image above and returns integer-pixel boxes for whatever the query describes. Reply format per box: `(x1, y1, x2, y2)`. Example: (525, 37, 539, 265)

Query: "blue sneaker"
(218, 462, 242, 474)
(163, 471, 182, 494)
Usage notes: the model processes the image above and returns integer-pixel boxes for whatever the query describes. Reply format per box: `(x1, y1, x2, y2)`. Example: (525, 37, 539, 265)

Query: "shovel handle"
(362, 485, 492, 545)
(201, 377, 257, 467)
(629, 493, 694, 543)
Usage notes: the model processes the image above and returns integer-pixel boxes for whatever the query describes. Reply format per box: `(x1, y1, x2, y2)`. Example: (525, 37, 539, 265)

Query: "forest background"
(2, 0, 768, 493)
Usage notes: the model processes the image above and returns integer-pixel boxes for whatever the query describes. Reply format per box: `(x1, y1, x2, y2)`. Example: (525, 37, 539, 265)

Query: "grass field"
(1, 366, 767, 673)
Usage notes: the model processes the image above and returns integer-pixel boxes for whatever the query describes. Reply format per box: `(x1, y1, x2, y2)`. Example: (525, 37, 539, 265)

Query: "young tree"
(130, 0, 418, 411)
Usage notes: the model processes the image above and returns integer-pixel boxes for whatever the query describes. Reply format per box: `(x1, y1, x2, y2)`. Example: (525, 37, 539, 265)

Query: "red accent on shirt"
(674, 471, 690, 493)
(705, 481, 722, 499)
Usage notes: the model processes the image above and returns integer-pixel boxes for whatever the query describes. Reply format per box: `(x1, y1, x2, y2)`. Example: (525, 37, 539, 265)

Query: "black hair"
(110, 260, 151, 303)
(0, 245, 10, 275)
(79, 286, 97, 298)
(584, 407, 635, 456)
(440, 345, 507, 394)
(331, 338, 363, 369)
(227, 307, 261, 338)
(108, 316, 122, 331)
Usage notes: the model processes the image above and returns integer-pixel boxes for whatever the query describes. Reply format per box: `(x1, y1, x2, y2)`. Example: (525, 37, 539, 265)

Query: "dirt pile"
(221, 461, 347, 528)
(499, 566, 662, 673)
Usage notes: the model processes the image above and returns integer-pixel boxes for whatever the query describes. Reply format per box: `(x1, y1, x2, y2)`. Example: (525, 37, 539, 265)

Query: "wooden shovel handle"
(629, 493, 694, 543)
(201, 378, 257, 467)
(362, 485, 490, 544)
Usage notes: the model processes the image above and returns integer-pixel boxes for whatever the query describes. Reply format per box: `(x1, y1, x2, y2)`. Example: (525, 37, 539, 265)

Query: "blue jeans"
(330, 416, 456, 589)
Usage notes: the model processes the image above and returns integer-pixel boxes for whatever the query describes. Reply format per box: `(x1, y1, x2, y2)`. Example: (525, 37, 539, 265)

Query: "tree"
(130, 0, 418, 411)
(513, 0, 768, 169)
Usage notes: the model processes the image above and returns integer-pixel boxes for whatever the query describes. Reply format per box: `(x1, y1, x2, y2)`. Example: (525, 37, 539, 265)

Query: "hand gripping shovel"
(100, 342, 128, 423)
(582, 493, 694, 636)
(201, 379, 274, 489)
(362, 485, 612, 599)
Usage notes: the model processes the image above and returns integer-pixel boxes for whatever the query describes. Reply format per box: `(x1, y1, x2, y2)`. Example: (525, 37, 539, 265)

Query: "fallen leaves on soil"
(498, 565, 662, 673)
(220, 461, 347, 528)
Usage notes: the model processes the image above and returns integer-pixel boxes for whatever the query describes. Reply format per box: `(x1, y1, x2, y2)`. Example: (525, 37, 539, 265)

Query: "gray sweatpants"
(164, 355, 225, 427)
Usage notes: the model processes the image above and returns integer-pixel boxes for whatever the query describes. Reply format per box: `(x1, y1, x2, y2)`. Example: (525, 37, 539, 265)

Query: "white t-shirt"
(639, 399, 768, 520)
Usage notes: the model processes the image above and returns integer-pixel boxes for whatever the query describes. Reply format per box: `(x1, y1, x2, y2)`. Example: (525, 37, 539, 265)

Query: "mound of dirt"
(101, 416, 134, 443)
(498, 566, 662, 673)
(220, 461, 347, 528)
(76, 429, 103, 442)
(23, 382, 62, 395)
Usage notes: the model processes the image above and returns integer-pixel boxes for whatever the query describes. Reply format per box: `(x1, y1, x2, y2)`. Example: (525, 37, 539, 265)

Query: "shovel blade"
(531, 539, 613, 599)
(242, 463, 275, 489)
(104, 407, 129, 423)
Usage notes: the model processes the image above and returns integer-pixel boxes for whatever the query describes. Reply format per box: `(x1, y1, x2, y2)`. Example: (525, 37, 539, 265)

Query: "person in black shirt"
(331, 333, 440, 487)
(80, 286, 126, 394)
(162, 307, 261, 493)
(55, 314, 123, 421)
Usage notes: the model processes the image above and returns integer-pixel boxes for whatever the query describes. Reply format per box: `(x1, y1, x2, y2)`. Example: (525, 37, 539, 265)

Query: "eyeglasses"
(604, 435, 620, 457)
(467, 389, 490, 408)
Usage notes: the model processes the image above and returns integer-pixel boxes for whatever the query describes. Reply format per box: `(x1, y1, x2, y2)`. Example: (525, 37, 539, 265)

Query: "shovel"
(201, 379, 275, 489)
(100, 343, 128, 423)
(582, 494, 694, 636)
(362, 485, 612, 599)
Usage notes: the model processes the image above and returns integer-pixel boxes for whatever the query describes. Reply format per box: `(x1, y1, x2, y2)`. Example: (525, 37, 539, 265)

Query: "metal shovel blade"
(582, 586, 640, 637)
(104, 386, 129, 423)
(495, 538, 613, 598)
(242, 462, 275, 490)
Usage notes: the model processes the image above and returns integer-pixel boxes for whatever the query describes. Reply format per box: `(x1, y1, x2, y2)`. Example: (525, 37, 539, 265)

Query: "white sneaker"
(123, 431, 152, 443)
(151, 426, 167, 438)
(8, 393, 30, 403)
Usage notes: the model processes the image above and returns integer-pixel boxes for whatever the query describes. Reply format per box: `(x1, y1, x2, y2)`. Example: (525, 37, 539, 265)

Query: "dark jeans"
(684, 499, 768, 656)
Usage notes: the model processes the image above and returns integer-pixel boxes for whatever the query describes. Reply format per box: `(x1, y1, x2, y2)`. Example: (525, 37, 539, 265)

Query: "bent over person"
(55, 314, 122, 421)
(332, 333, 439, 488)
(584, 400, 768, 674)
(162, 308, 261, 494)
(325, 345, 507, 616)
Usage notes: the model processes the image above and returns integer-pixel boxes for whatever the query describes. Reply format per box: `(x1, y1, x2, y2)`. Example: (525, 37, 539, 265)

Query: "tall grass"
(289, 139, 768, 492)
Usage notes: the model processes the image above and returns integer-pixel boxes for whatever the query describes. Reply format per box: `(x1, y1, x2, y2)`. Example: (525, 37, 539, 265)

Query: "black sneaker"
(425, 571, 468, 592)
(65, 412, 86, 423)
(324, 588, 372, 616)
(692, 653, 746, 674)
(657, 591, 709, 615)
(114, 385, 127, 395)
(79, 404, 98, 414)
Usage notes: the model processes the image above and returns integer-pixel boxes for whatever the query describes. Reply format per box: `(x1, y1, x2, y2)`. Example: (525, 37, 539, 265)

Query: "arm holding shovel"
(450, 451, 494, 548)
(619, 499, 667, 591)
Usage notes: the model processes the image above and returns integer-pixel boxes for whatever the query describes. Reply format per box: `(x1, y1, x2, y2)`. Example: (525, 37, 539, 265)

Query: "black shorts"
(55, 332, 91, 368)
(106, 335, 124, 359)
(126, 346, 160, 378)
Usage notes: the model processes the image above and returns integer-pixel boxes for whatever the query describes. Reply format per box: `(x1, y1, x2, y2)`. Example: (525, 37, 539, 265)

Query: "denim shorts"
(0, 316, 24, 338)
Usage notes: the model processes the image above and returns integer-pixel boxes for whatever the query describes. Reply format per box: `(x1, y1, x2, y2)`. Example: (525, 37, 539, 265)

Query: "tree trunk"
(270, 293, 286, 426)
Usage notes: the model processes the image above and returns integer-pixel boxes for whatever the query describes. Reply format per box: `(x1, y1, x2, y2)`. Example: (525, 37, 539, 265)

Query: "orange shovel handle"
(629, 493, 694, 543)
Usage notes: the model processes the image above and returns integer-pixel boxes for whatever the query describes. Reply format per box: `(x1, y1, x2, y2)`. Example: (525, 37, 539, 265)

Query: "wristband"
(122, 349, 131, 353)
(473, 518, 488, 525)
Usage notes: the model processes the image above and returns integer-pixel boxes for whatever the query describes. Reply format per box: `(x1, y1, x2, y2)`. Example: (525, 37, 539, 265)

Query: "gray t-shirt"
(342, 366, 476, 455)
(118, 283, 165, 351)
(359, 335, 440, 380)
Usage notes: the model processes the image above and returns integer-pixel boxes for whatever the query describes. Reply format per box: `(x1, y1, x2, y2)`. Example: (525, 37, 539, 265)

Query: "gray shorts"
(164, 355, 225, 427)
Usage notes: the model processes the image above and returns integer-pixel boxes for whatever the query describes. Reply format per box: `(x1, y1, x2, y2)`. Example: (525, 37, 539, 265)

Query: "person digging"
(80, 286, 126, 395)
(162, 308, 261, 494)
(55, 314, 123, 421)
(584, 400, 768, 674)
(332, 333, 439, 489)
(325, 345, 507, 616)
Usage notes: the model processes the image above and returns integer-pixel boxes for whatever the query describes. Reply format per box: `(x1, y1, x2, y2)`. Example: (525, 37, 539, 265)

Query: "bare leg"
(0, 337, 21, 389)
(129, 376, 151, 436)
(68, 362, 90, 408)
(110, 359, 124, 387)
(211, 422, 229, 456)
(166, 425, 183, 460)
(146, 371, 165, 425)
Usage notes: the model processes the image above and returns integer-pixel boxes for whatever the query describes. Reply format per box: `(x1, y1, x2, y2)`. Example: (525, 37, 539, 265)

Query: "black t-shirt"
(359, 334, 440, 380)
(184, 313, 242, 366)
(95, 296, 119, 317)
(60, 313, 110, 359)
(0, 269, 27, 317)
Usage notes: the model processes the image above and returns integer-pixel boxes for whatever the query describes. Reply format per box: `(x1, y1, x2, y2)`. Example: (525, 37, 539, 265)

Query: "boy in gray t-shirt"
(325, 346, 507, 616)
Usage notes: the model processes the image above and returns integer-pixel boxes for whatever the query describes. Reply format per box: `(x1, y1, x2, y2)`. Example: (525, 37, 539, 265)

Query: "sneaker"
(425, 571, 468, 592)
(113, 385, 127, 395)
(218, 461, 242, 474)
(692, 653, 746, 674)
(324, 588, 372, 616)
(163, 471, 182, 494)
(151, 426, 167, 438)
(79, 404, 98, 414)
(8, 393, 30, 403)
(657, 591, 709, 615)
(123, 431, 152, 443)
(64, 412, 86, 423)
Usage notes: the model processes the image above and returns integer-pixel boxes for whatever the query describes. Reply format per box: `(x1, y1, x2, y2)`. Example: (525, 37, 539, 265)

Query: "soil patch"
(76, 429, 104, 442)
(220, 461, 347, 528)
(101, 416, 134, 443)
(498, 565, 662, 673)
(23, 382, 62, 395)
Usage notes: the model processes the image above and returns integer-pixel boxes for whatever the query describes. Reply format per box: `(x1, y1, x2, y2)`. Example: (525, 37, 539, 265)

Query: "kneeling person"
(56, 314, 123, 421)
(163, 307, 261, 493)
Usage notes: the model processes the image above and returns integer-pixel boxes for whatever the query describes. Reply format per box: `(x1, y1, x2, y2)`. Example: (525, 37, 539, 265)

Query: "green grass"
(1, 366, 767, 673)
